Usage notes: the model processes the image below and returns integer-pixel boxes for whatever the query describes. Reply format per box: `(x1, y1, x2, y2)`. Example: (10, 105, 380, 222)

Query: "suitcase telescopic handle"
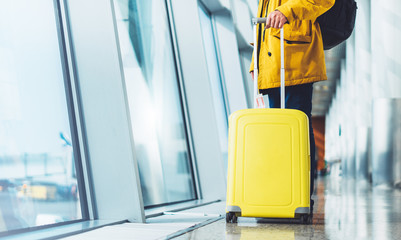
(252, 17, 267, 24)
(252, 18, 285, 109)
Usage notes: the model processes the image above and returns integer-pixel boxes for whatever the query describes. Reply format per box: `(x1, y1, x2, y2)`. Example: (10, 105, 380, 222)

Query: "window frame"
(166, 0, 201, 203)
(197, 2, 230, 121)
(0, 0, 92, 236)
(140, 0, 202, 204)
(55, 0, 92, 221)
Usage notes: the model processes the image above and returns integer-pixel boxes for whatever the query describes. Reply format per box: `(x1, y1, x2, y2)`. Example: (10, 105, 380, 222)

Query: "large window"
(0, 1, 82, 233)
(114, 0, 196, 207)
(198, 4, 229, 172)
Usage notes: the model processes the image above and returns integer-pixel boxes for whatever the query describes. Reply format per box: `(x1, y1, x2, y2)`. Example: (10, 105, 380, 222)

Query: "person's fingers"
(271, 15, 278, 28)
(265, 16, 271, 29)
(277, 14, 282, 28)
(279, 11, 288, 28)
(278, 19, 284, 29)
(276, 13, 283, 28)
(276, 15, 281, 28)
(276, 15, 282, 28)
(266, 11, 288, 29)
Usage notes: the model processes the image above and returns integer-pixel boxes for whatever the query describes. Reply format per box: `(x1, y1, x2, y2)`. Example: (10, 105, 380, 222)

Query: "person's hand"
(265, 10, 288, 29)
(250, 71, 254, 80)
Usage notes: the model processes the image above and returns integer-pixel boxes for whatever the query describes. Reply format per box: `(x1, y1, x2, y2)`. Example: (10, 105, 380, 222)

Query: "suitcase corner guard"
(226, 205, 241, 213)
(295, 207, 310, 214)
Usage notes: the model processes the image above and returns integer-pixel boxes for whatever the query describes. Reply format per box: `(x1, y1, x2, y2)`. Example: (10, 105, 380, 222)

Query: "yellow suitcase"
(226, 18, 311, 224)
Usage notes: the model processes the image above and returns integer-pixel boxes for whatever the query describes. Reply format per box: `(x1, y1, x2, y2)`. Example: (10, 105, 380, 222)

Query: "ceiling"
(311, 43, 346, 117)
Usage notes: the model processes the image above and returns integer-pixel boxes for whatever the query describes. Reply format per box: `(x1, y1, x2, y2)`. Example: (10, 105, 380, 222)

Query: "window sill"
(145, 199, 222, 218)
(0, 220, 127, 240)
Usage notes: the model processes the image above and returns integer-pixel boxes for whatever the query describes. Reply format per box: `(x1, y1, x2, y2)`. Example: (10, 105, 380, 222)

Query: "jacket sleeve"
(250, 52, 255, 72)
(276, 0, 335, 23)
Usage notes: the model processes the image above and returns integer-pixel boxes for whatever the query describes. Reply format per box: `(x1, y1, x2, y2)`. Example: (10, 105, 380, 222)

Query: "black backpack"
(317, 0, 358, 50)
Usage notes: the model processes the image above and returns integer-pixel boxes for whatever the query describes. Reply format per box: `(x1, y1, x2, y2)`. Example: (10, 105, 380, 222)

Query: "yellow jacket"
(250, 0, 335, 90)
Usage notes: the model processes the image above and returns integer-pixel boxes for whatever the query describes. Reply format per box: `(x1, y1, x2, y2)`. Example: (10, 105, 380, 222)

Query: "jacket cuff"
(249, 65, 254, 73)
(249, 58, 255, 73)
(276, 5, 294, 23)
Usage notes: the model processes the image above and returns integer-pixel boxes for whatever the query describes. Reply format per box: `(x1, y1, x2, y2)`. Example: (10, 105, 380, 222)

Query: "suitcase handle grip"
(252, 18, 267, 24)
(252, 18, 285, 109)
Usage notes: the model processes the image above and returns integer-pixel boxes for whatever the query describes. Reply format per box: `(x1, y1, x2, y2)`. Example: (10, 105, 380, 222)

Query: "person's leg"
(264, 88, 280, 108)
(284, 84, 315, 196)
(264, 84, 316, 196)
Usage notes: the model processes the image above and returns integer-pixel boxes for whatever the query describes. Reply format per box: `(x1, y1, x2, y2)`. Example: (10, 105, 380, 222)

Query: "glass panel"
(114, 0, 196, 207)
(0, 1, 82, 232)
(198, 5, 229, 172)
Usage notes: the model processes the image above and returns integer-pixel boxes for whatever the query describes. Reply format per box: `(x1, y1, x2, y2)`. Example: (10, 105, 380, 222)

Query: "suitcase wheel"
(300, 214, 312, 225)
(225, 212, 238, 223)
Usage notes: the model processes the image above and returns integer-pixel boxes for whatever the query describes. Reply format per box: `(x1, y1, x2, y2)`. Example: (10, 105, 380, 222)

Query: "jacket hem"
(259, 76, 326, 90)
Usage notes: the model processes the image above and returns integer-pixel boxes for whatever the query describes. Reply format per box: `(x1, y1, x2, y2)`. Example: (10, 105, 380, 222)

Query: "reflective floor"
(174, 175, 401, 240)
